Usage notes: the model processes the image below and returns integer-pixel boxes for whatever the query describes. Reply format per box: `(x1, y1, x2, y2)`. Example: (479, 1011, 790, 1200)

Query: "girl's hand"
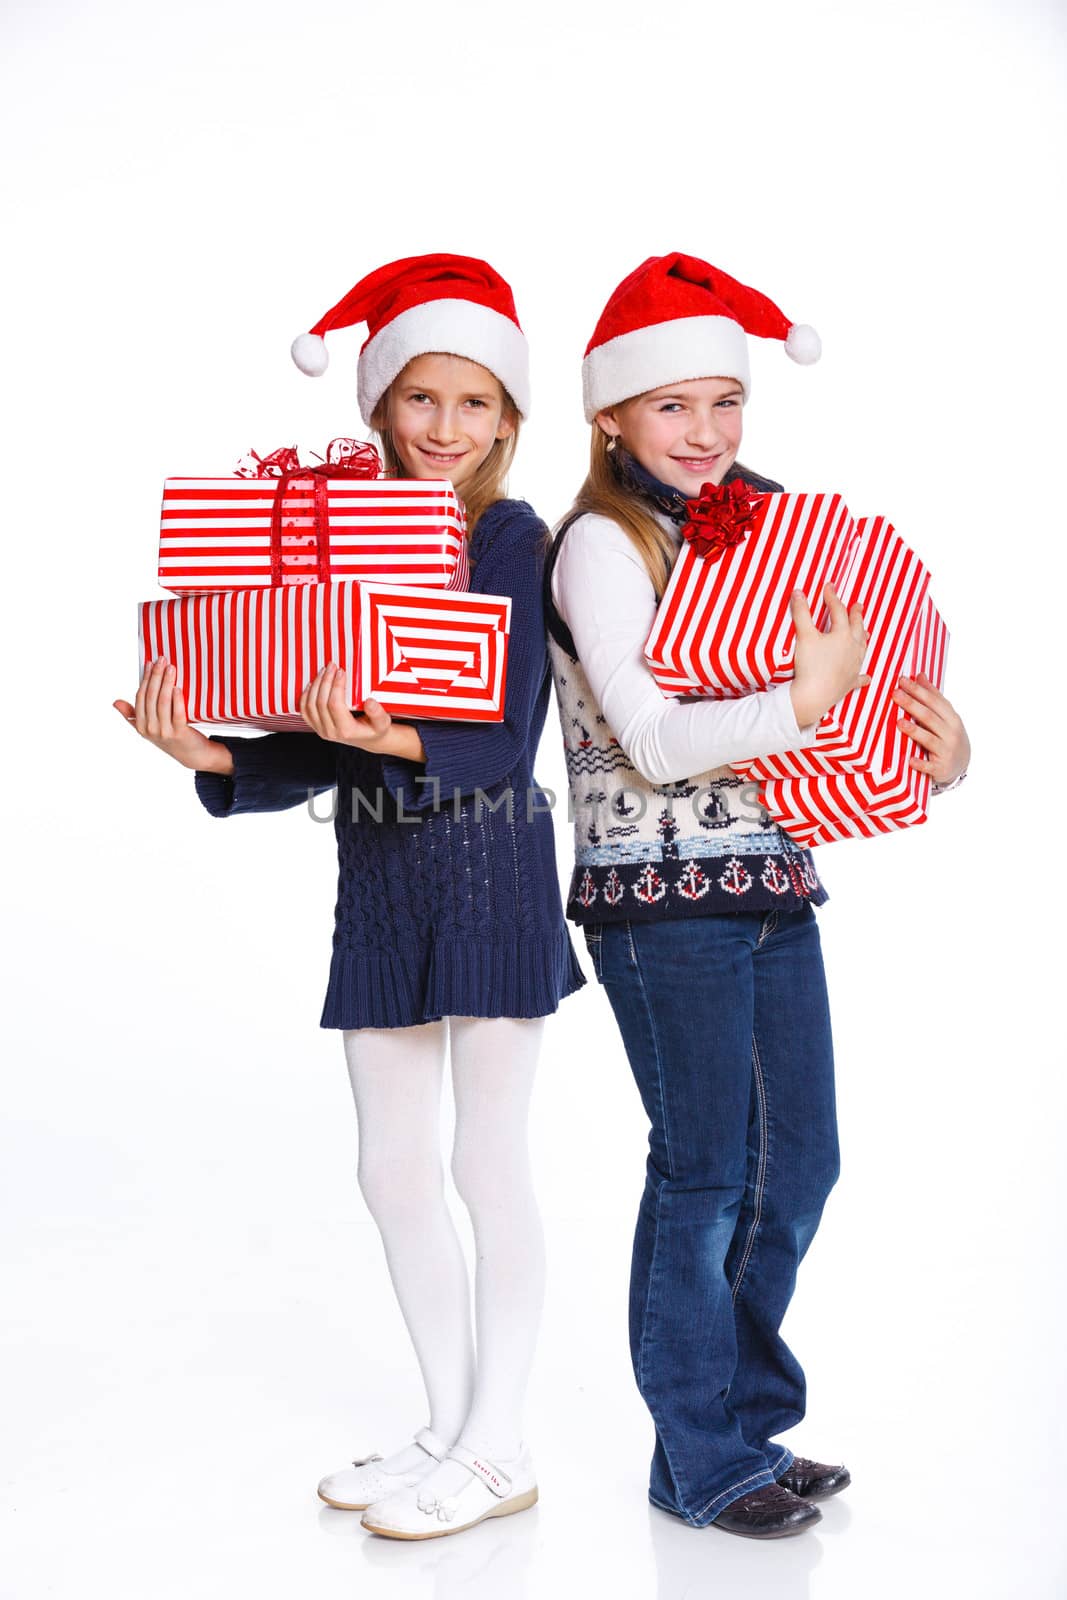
(892, 670, 971, 786)
(789, 583, 872, 729)
(299, 665, 394, 750)
(113, 658, 234, 774)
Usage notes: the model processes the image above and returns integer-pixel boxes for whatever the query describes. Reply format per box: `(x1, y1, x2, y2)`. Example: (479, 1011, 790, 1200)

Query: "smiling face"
(379, 352, 515, 493)
(596, 376, 745, 495)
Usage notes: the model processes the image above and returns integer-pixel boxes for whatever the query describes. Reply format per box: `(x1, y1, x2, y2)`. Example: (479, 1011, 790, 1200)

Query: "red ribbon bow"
(235, 437, 381, 480)
(681, 478, 763, 562)
(234, 440, 382, 586)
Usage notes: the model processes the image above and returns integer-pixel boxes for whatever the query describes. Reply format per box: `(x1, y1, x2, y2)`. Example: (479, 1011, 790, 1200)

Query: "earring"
(606, 437, 617, 453)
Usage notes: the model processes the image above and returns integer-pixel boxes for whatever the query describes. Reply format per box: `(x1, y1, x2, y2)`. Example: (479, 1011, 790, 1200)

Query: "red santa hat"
(581, 253, 820, 422)
(291, 254, 531, 423)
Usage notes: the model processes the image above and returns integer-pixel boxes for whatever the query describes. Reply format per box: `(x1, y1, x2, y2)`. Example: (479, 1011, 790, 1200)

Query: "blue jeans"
(583, 905, 839, 1526)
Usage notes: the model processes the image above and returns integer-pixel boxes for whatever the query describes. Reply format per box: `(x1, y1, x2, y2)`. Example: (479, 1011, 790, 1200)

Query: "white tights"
(343, 1015, 546, 1465)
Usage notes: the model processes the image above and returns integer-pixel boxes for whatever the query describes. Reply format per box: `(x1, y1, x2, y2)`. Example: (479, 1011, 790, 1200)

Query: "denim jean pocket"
(582, 924, 605, 984)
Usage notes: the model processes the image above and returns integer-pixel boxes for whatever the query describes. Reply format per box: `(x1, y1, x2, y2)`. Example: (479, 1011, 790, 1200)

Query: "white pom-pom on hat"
(291, 333, 329, 376)
(784, 323, 821, 365)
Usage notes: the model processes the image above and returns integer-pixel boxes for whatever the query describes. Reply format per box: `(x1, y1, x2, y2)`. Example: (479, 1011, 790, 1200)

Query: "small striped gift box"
(644, 493, 861, 698)
(753, 597, 949, 846)
(158, 477, 469, 595)
(735, 519, 931, 780)
(138, 581, 511, 733)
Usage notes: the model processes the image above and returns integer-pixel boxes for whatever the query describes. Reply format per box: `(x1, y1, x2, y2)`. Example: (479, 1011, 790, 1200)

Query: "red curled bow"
(232, 439, 382, 586)
(235, 438, 381, 480)
(681, 478, 764, 562)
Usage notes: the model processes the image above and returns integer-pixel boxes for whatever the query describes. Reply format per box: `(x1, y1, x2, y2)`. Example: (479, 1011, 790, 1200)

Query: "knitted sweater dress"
(194, 497, 586, 1029)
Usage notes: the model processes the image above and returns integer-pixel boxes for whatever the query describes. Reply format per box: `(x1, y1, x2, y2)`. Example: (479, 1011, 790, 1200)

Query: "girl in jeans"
(544, 253, 970, 1538)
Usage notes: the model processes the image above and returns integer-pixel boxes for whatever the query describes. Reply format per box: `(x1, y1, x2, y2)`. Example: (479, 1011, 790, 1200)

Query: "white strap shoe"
(360, 1441, 538, 1539)
(317, 1426, 449, 1510)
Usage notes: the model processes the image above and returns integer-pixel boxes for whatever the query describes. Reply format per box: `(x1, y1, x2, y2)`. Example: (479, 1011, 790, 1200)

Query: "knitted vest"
(543, 468, 828, 927)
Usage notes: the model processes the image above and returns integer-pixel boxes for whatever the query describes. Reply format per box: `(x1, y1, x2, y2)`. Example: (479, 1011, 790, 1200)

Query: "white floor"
(5, 1201, 1064, 1600)
(6, 765, 1066, 1600)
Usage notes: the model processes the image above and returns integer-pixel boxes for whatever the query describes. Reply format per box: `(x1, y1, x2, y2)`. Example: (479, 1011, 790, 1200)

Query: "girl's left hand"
(892, 671, 971, 786)
(300, 665, 393, 750)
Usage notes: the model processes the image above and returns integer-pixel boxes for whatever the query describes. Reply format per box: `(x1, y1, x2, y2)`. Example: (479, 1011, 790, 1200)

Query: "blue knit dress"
(193, 497, 586, 1030)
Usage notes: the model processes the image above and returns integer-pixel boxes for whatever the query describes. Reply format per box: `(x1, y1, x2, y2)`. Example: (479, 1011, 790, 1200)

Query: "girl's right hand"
(113, 658, 234, 774)
(789, 584, 871, 729)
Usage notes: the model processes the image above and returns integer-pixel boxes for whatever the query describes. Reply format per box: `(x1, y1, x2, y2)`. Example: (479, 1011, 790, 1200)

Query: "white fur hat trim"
(356, 299, 531, 424)
(582, 315, 752, 421)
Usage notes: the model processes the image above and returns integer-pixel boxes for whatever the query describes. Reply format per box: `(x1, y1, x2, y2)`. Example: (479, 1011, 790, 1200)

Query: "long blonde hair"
(571, 426, 677, 599)
(371, 372, 520, 540)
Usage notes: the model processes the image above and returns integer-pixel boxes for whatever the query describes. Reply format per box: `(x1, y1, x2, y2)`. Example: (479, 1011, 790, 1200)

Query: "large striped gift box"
(644, 493, 861, 699)
(138, 581, 510, 733)
(752, 597, 949, 846)
(158, 477, 469, 595)
(735, 519, 931, 779)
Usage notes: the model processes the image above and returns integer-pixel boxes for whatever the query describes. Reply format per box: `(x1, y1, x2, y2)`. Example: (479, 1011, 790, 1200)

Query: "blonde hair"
(571, 425, 677, 599)
(370, 364, 520, 540)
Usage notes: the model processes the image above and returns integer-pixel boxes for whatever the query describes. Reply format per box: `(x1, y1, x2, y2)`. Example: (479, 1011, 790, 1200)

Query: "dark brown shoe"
(776, 1455, 851, 1501)
(712, 1483, 821, 1539)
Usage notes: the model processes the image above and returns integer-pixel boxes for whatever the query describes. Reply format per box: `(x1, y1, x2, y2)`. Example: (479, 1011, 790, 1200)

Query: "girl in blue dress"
(115, 255, 583, 1541)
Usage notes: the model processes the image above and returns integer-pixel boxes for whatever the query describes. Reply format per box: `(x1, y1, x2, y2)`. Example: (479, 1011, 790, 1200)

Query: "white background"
(2, 1, 1065, 1596)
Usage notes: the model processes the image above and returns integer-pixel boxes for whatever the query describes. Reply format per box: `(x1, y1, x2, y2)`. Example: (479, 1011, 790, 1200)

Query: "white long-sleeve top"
(550, 511, 820, 784)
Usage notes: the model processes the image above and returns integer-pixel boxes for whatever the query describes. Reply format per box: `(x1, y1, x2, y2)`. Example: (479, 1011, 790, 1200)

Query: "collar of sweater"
(609, 448, 780, 522)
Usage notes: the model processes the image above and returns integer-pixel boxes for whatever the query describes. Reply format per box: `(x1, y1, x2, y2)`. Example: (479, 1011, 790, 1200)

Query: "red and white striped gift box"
(138, 580, 510, 733)
(158, 477, 469, 595)
(644, 493, 861, 699)
(754, 597, 949, 846)
(735, 519, 931, 780)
